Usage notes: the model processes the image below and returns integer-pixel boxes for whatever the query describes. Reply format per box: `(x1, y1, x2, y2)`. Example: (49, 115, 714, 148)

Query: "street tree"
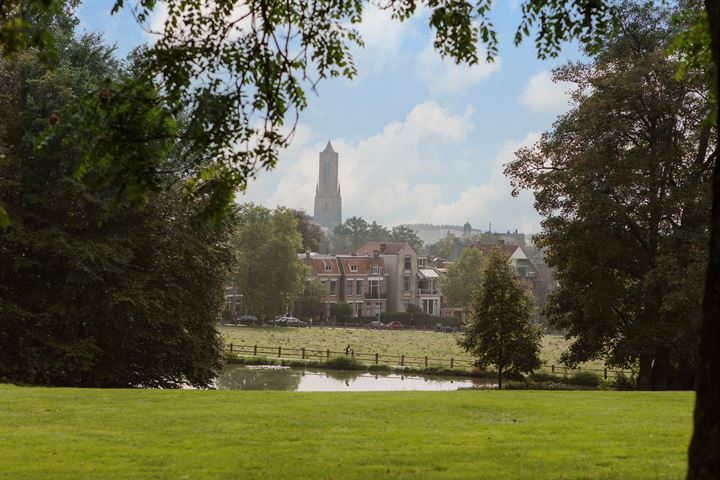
(459, 248, 541, 389)
(295, 279, 328, 321)
(440, 247, 486, 308)
(505, 3, 712, 390)
(292, 209, 325, 253)
(230, 205, 306, 320)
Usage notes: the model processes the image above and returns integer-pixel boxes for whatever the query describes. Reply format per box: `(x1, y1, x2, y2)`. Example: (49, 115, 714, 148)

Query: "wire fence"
(225, 343, 631, 380)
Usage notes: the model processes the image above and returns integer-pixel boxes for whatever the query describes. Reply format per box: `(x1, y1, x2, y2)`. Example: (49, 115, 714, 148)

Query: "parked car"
(284, 317, 308, 328)
(434, 323, 457, 333)
(267, 316, 286, 326)
(386, 321, 403, 330)
(235, 314, 258, 326)
(369, 320, 385, 329)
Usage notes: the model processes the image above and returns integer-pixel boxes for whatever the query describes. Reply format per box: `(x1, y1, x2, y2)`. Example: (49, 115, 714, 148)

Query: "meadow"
(219, 325, 607, 370)
(0, 384, 691, 479)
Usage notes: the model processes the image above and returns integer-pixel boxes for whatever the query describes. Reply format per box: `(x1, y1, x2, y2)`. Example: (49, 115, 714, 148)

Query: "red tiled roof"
(305, 257, 340, 275)
(336, 256, 386, 275)
(354, 242, 407, 256)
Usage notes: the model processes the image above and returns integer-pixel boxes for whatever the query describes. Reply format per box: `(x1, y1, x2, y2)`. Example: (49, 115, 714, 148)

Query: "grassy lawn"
(219, 325, 606, 370)
(0, 385, 691, 479)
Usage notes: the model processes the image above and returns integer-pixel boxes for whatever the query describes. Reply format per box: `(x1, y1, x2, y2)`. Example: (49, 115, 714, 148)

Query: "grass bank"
(219, 326, 607, 370)
(0, 385, 691, 479)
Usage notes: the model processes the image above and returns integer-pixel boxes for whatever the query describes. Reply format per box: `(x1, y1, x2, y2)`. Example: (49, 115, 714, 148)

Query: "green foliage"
(0, 25, 233, 387)
(295, 279, 328, 320)
(505, 2, 711, 390)
(441, 247, 485, 307)
(324, 355, 363, 370)
(330, 302, 353, 320)
(404, 303, 423, 315)
(230, 204, 306, 320)
(459, 248, 542, 387)
(292, 209, 325, 253)
(504, 380, 578, 391)
(390, 225, 423, 252)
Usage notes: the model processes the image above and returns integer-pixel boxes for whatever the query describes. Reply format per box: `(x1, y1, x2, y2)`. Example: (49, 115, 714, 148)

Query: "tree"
(505, 3, 712, 390)
(330, 302, 353, 321)
(459, 248, 541, 389)
(0, 23, 233, 388)
(3, 0, 720, 474)
(441, 247, 486, 308)
(292, 209, 325, 253)
(295, 279, 328, 321)
(427, 232, 458, 259)
(390, 225, 423, 252)
(230, 205, 306, 320)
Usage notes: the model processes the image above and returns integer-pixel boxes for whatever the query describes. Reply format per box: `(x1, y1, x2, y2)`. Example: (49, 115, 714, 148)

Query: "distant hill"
(401, 223, 526, 246)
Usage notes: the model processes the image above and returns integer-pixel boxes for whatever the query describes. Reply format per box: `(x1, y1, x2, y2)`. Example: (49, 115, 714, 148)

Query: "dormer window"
(350, 265, 358, 272)
(324, 264, 332, 272)
(418, 257, 427, 267)
(372, 265, 379, 274)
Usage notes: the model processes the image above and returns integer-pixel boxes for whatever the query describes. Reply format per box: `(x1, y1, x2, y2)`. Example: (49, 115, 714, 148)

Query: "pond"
(214, 365, 497, 391)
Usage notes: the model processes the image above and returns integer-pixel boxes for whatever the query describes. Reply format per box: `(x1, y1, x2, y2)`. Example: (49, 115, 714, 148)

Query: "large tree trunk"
(651, 348, 671, 391)
(687, 1, 720, 478)
(638, 353, 653, 390)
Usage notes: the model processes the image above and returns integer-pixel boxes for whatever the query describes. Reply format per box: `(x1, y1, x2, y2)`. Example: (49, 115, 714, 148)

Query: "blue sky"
(77, 0, 585, 234)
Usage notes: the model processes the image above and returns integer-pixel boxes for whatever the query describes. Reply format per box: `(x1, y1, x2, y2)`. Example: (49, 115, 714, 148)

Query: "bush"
(324, 356, 363, 370)
(504, 381, 578, 391)
(570, 371, 601, 387)
(613, 372, 637, 390)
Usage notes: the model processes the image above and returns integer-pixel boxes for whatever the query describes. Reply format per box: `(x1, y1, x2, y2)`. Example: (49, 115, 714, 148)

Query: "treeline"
(330, 216, 423, 253)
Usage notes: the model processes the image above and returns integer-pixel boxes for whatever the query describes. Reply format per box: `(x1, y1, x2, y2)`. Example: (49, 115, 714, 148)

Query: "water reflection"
(215, 365, 497, 391)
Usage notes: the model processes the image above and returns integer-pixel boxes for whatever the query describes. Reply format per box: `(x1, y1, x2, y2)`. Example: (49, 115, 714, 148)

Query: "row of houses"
(299, 240, 553, 322)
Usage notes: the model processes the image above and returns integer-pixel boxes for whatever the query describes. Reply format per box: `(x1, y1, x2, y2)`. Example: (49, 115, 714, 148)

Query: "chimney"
(373, 249, 380, 260)
(305, 249, 311, 260)
(379, 243, 386, 253)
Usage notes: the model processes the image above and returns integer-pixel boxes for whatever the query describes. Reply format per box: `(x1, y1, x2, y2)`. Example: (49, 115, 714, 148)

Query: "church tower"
(313, 141, 342, 230)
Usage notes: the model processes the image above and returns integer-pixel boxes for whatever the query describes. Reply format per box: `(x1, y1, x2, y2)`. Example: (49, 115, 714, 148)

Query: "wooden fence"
(225, 343, 631, 380)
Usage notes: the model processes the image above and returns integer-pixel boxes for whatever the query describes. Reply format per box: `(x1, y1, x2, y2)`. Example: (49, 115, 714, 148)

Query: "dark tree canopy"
(506, 2, 714, 390)
(0, 21, 234, 388)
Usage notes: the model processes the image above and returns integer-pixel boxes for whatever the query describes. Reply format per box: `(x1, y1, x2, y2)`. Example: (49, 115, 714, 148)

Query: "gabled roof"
(300, 254, 341, 275)
(354, 241, 409, 256)
(474, 244, 522, 258)
(336, 256, 386, 276)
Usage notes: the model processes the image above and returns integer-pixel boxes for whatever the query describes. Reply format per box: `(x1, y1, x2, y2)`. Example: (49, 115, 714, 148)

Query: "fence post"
(450, 357, 454, 369)
(401, 355, 404, 366)
(604, 368, 608, 380)
(278, 346, 282, 358)
(326, 349, 330, 360)
(375, 353, 379, 364)
(253, 344, 257, 356)
(551, 364, 555, 373)
(425, 356, 428, 367)
(302, 348, 306, 360)
(229, 343, 233, 352)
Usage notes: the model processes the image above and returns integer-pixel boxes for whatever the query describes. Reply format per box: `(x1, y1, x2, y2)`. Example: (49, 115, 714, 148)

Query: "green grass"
(220, 326, 607, 370)
(0, 385, 691, 479)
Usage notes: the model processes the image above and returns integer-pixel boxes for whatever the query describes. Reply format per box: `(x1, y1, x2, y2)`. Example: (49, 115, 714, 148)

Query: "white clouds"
(241, 102, 542, 234)
(351, 5, 417, 73)
(519, 70, 572, 114)
(416, 40, 501, 94)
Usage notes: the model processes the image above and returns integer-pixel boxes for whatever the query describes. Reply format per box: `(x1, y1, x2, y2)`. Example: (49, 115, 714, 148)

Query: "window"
(404, 256, 412, 270)
(329, 280, 337, 296)
(346, 279, 353, 295)
(350, 264, 358, 272)
(356, 280, 363, 296)
(356, 303, 363, 317)
(418, 257, 426, 267)
(369, 280, 381, 298)
(372, 265, 379, 274)
(403, 278, 410, 292)
(324, 263, 332, 272)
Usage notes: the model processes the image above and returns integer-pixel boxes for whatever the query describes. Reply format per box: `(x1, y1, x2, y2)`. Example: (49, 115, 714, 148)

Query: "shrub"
(570, 371, 601, 387)
(613, 372, 637, 390)
(324, 356, 363, 370)
(504, 381, 578, 391)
